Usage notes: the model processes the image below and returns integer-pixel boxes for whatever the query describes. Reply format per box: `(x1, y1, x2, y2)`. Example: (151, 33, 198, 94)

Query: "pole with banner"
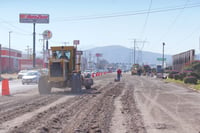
(73, 40, 79, 48)
(43, 30, 52, 68)
(19, 13, 49, 68)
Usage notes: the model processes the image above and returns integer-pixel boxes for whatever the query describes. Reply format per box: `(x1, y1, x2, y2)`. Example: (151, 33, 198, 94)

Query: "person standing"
(117, 69, 122, 81)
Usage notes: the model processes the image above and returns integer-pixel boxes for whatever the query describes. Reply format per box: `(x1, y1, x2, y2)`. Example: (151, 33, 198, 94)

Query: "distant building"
(0, 47, 22, 73)
(0, 47, 44, 73)
(172, 49, 195, 72)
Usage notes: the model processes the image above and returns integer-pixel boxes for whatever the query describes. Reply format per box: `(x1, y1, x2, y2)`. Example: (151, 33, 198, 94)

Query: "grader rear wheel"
(85, 85, 91, 89)
(38, 76, 51, 94)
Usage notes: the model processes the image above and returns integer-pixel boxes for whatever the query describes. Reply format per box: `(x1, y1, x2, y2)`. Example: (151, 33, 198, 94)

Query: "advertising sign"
(43, 30, 52, 40)
(19, 14, 49, 23)
(96, 53, 102, 57)
(76, 51, 83, 55)
(73, 40, 80, 45)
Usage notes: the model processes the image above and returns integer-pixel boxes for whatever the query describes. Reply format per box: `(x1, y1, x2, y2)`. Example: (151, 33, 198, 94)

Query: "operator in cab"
(59, 51, 69, 60)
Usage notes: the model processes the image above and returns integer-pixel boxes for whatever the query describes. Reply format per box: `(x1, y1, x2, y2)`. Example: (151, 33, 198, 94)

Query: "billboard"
(19, 14, 49, 23)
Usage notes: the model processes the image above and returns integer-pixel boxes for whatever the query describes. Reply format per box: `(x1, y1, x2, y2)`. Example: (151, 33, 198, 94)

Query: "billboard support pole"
(45, 39, 48, 68)
(33, 23, 36, 68)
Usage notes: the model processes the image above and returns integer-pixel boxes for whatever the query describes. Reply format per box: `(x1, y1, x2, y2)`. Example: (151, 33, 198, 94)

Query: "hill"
(84, 45, 172, 66)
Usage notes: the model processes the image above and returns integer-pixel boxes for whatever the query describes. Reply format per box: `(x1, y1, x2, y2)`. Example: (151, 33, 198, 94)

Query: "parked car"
(17, 70, 29, 79)
(22, 71, 41, 84)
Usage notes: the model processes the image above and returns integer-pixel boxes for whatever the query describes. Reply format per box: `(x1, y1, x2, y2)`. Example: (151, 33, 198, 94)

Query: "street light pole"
(9, 31, 12, 73)
(162, 42, 165, 78)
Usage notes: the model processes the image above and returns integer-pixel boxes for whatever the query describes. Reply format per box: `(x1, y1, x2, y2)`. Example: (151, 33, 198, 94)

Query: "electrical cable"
(0, 18, 32, 35)
(140, 0, 153, 40)
(51, 3, 200, 22)
(158, 0, 190, 42)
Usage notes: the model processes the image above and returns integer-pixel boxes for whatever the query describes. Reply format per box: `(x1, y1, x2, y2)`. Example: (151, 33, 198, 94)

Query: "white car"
(17, 70, 29, 79)
(22, 71, 41, 84)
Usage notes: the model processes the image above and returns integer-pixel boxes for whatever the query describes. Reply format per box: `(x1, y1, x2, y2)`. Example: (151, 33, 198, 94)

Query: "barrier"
(92, 73, 95, 78)
(2, 79, 10, 96)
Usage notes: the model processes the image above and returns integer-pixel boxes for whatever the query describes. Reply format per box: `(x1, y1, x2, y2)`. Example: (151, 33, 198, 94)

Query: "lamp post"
(9, 31, 12, 73)
(162, 42, 165, 78)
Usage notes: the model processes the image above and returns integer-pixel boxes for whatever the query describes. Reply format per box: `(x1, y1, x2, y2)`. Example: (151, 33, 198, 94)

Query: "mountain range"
(84, 45, 172, 66)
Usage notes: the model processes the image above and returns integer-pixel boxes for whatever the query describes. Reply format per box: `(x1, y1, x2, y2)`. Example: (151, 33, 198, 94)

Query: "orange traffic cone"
(2, 79, 10, 96)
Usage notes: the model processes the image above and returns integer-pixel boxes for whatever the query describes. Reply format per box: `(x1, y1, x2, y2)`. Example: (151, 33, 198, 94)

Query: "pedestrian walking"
(117, 68, 122, 81)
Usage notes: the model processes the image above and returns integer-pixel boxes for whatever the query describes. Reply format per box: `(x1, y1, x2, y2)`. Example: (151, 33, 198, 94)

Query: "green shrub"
(168, 73, 174, 79)
(190, 72, 199, 79)
(184, 76, 198, 84)
(178, 73, 185, 81)
(174, 74, 179, 80)
(168, 70, 179, 79)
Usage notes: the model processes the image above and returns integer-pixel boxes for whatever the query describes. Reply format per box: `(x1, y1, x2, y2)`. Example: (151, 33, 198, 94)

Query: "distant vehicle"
(39, 68, 48, 75)
(22, 71, 41, 84)
(131, 64, 139, 75)
(83, 69, 92, 76)
(17, 70, 29, 79)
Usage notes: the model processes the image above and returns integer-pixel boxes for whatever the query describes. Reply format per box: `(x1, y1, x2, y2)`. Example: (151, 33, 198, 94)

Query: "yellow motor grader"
(38, 45, 93, 94)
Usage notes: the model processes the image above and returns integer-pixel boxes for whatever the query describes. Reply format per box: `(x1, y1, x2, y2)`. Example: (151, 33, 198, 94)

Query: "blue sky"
(1, 0, 200, 55)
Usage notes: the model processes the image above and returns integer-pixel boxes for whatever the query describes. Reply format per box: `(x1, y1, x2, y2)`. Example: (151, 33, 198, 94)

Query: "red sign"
(73, 40, 80, 45)
(19, 14, 49, 23)
(96, 53, 102, 57)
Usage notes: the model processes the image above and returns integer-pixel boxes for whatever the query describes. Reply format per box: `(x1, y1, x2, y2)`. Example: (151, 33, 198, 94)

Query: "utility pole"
(134, 39, 136, 64)
(89, 52, 92, 70)
(63, 42, 69, 46)
(9, 31, 12, 73)
(162, 42, 165, 78)
(25, 45, 32, 59)
(130, 39, 147, 65)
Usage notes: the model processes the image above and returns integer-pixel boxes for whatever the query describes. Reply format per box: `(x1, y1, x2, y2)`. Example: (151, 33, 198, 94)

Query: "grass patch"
(166, 78, 184, 84)
(194, 81, 200, 90)
(166, 78, 200, 91)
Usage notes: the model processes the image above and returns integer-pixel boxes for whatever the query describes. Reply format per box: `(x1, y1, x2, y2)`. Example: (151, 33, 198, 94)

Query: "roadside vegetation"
(166, 60, 200, 91)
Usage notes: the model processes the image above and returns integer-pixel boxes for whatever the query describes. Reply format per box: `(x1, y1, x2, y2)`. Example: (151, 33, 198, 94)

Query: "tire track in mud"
(120, 80, 147, 133)
(0, 74, 114, 131)
(69, 82, 123, 133)
(132, 76, 199, 133)
(0, 95, 64, 125)
(7, 81, 123, 133)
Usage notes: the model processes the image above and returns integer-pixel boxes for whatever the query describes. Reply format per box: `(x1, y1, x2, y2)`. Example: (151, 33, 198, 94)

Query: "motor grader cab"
(38, 45, 93, 94)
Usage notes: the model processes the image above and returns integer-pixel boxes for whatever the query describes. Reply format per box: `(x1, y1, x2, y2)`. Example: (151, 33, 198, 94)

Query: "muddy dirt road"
(0, 73, 200, 133)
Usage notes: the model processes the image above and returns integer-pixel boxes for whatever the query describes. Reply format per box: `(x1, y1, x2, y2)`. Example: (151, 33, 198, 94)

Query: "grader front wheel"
(38, 76, 51, 94)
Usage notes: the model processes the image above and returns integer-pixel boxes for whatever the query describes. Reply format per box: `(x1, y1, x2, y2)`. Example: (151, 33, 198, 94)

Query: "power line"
(0, 18, 32, 35)
(158, 0, 190, 42)
(140, 0, 153, 39)
(51, 3, 200, 22)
